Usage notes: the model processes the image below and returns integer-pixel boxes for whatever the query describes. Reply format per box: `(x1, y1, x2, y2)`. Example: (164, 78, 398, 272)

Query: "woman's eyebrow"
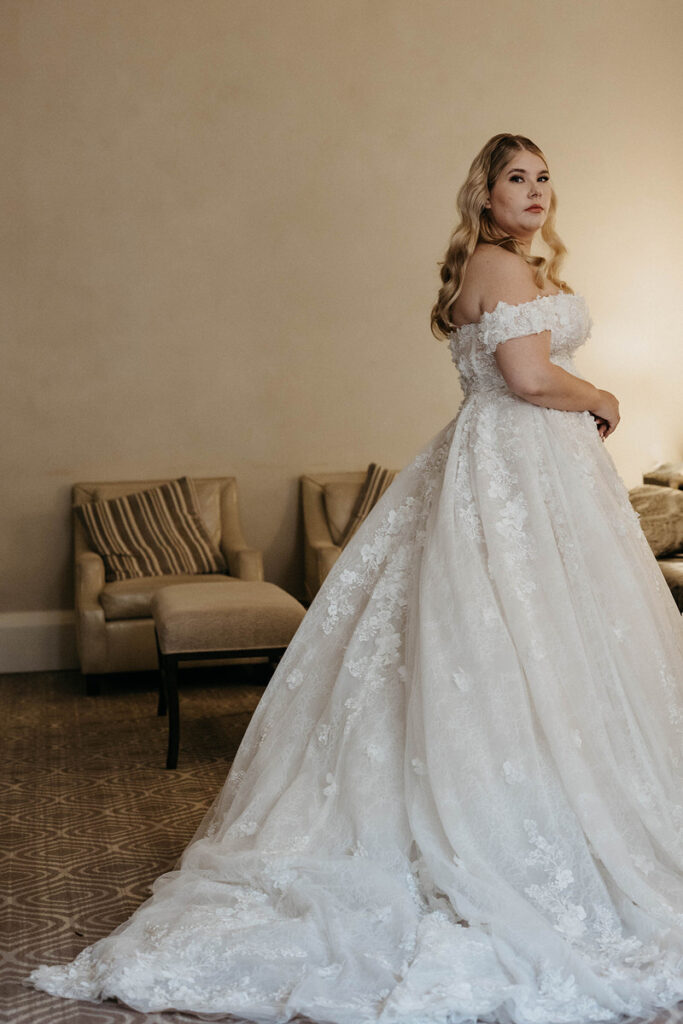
(508, 167, 550, 175)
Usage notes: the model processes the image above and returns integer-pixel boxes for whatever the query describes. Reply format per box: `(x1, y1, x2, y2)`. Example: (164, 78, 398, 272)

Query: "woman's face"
(484, 149, 551, 245)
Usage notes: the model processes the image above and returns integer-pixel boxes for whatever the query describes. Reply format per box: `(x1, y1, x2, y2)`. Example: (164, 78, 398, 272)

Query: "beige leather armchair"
(301, 471, 370, 602)
(73, 477, 263, 690)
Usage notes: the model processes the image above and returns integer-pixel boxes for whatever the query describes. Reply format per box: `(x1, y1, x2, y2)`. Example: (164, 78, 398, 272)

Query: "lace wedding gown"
(31, 293, 683, 1024)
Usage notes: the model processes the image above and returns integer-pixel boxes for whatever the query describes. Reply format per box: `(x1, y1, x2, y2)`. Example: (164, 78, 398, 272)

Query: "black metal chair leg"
(162, 654, 180, 770)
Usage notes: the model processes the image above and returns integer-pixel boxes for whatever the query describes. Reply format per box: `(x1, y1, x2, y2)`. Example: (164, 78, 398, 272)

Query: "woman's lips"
(526, 206, 543, 211)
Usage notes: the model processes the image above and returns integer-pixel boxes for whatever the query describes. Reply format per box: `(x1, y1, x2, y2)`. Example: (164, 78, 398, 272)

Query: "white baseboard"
(0, 610, 79, 673)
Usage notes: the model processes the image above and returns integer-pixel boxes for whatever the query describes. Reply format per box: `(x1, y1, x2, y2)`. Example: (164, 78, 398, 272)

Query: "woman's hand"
(590, 390, 620, 440)
(591, 414, 609, 440)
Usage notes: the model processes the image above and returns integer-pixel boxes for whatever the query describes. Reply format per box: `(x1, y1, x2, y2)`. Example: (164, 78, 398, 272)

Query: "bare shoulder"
(452, 245, 537, 326)
(469, 244, 538, 296)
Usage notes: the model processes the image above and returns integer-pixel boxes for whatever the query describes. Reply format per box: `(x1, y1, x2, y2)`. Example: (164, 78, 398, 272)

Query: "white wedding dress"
(31, 293, 683, 1024)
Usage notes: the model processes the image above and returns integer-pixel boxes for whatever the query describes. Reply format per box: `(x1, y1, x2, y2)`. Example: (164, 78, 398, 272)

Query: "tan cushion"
(628, 485, 683, 557)
(323, 482, 361, 546)
(77, 477, 226, 581)
(152, 582, 306, 654)
(100, 573, 237, 621)
(659, 556, 683, 614)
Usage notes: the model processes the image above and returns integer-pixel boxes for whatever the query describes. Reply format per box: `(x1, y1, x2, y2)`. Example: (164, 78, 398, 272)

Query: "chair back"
(301, 472, 366, 545)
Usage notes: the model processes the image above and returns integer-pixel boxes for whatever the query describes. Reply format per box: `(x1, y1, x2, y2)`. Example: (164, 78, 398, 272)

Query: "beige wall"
(2, 0, 682, 619)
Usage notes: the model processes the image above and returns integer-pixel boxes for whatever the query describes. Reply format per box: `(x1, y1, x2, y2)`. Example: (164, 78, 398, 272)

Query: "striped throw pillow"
(76, 477, 227, 582)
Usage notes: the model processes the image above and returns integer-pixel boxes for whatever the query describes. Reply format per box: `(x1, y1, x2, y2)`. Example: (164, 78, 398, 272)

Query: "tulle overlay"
(31, 294, 683, 1023)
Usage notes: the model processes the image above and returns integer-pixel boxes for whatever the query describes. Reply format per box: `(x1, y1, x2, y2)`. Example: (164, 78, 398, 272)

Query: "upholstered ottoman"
(152, 581, 306, 768)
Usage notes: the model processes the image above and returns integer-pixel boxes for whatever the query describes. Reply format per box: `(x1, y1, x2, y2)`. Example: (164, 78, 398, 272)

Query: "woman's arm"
(477, 249, 620, 437)
(494, 335, 620, 439)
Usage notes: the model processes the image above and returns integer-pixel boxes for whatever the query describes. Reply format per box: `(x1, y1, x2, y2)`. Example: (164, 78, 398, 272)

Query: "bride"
(30, 133, 683, 1024)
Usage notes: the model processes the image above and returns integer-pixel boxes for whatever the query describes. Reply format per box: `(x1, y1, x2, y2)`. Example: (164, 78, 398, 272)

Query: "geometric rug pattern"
(3, 669, 682, 1024)
(0, 666, 266, 1024)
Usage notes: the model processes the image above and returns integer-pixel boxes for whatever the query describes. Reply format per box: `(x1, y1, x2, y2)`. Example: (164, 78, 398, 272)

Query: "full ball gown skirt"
(31, 293, 683, 1024)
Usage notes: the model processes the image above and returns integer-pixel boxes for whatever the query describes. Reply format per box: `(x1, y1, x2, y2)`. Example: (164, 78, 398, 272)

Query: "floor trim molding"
(0, 610, 78, 672)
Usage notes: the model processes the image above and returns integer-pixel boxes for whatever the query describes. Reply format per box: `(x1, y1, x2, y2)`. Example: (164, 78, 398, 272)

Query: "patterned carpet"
(0, 665, 268, 1024)
(3, 669, 683, 1024)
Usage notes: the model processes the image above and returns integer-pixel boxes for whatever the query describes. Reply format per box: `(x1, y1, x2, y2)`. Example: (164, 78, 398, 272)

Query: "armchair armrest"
(301, 475, 343, 600)
(74, 551, 107, 673)
(218, 480, 264, 581)
(76, 551, 105, 610)
(225, 546, 264, 582)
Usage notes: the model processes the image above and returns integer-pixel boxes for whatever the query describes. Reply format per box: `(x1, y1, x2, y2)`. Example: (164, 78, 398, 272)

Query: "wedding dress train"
(31, 293, 683, 1024)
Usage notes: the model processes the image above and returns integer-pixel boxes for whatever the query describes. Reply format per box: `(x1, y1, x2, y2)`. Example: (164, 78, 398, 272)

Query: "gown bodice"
(447, 292, 592, 396)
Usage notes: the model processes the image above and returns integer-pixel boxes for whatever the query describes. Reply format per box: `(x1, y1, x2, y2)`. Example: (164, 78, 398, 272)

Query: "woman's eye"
(510, 175, 549, 183)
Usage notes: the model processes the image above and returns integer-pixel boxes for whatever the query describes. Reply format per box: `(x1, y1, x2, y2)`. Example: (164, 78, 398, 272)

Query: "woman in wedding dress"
(31, 133, 683, 1024)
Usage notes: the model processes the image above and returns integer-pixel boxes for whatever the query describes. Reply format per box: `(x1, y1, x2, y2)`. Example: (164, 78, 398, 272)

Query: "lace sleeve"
(479, 300, 557, 355)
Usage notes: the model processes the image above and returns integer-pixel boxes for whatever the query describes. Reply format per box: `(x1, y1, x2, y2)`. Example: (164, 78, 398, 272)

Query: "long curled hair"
(430, 133, 573, 340)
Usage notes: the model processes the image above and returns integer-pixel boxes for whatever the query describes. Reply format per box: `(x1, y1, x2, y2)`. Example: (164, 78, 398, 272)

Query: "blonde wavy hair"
(430, 133, 573, 340)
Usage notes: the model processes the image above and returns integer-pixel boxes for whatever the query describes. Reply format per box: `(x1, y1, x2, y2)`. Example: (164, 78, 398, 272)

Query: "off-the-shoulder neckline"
(449, 291, 586, 337)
